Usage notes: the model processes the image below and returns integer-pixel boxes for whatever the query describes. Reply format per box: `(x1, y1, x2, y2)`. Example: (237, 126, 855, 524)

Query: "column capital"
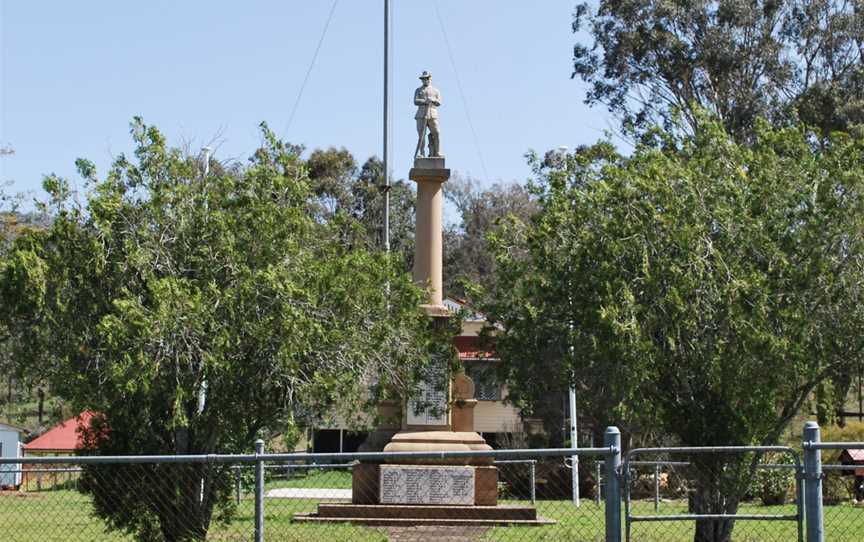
(410, 157, 450, 183)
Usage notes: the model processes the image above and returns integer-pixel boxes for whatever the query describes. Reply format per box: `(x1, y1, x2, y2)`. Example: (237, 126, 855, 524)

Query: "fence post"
(604, 426, 622, 542)
(595, 461, 601, 506)
(653, 464, 660, 512)
(803, 422, 824, 542)
(530, 460, 536, 504)
(254, 439, 265, 542)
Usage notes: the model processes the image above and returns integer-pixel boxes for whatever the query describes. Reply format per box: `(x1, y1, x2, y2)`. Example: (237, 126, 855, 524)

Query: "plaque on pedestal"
(407, 377, 448, 426)
(380, 465, 475, 505)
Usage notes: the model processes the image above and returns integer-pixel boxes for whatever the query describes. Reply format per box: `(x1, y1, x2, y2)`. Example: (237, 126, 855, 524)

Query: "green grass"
(3, 489, 864, 541)
(265, 468, 353, 490)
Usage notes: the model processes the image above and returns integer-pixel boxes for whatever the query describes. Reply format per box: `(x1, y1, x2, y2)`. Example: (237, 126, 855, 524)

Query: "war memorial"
(294, 72, 549, 528)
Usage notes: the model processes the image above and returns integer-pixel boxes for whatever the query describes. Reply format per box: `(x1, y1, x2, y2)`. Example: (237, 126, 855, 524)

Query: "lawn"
(264, 467, 353, 490)
(3, 487, 864, 541)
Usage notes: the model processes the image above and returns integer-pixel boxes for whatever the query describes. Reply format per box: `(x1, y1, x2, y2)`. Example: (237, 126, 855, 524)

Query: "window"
(465, 361, 501, 401)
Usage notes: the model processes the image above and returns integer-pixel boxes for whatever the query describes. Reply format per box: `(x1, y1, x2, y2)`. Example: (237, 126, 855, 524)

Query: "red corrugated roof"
(841, 449, 864, 462)
(454, 336, 495, 360)
(24, 411, 95, 452)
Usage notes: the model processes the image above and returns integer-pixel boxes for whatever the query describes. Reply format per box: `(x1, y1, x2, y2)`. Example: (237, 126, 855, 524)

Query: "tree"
(443, 175, 537, 299)
(0, 160, 41, 410)
(0, 119, 444, 541)
(572, 0, 864, 140)
(479, 117, 864, 541)
(352, 156, 416, 265)
(304, 148, 416, 270)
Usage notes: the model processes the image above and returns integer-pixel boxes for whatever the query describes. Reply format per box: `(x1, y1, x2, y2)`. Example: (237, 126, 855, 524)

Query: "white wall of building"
(0, 423, 24, 487)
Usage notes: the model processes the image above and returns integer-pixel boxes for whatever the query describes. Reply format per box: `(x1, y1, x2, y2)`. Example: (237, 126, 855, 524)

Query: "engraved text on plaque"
(380, 465, 475, 505)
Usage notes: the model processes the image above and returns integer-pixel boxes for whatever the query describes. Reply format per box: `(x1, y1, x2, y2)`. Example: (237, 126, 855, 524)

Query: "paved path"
(266, 487, 352, 499)
(387, 526, 491, 541)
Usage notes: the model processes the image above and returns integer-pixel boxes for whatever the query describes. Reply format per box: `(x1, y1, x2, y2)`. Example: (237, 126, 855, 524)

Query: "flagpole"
(383, 0, 391, 253)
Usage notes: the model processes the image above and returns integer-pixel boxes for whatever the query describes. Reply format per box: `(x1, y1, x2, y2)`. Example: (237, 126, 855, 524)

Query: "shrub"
(751, 454, 795, 506)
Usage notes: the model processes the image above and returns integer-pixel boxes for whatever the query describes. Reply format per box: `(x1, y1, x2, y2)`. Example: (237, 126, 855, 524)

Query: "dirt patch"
(385, 525, 491, 541)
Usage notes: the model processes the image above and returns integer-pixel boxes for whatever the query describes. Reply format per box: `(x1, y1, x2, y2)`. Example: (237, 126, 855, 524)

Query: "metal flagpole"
(561, 144, 580, 508)
(383, 0, 391, 253)
(570, 385, 580, 507)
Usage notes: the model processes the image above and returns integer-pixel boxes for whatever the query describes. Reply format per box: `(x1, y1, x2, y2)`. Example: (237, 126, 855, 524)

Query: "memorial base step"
(319, 503, 537, 520)
(293, 503, 555, 527)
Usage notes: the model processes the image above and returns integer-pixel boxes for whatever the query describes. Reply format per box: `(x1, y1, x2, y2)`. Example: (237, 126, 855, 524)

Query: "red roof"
(454, 336, 495, 360)
(841, 449, 864, 462)
(24, 411, 95, 452)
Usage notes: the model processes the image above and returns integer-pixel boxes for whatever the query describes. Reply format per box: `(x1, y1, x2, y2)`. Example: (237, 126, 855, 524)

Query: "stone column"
(410, 157, 449, 314)
(353, 156, 497, 507)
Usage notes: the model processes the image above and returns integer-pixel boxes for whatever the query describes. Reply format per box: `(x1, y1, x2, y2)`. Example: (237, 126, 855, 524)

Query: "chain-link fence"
(624, 447, 803, 542)
(803, 425, 864, 542)
(0, 445, 615, 542)
(819, 463, 864, 541)
(3, 422, 864, 541)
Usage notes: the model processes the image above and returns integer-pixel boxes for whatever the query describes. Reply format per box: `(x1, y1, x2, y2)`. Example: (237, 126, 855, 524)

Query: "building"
(0, 422, 26, 488)
(311, 297, 526, 452)
(20, 411, 95, 491)
(22, 410, 95, 457)
(445, 297, 525, 447)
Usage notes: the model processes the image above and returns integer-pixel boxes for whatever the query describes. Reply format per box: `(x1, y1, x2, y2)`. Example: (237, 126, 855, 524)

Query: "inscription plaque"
(380, 465, 475, 505)
(407, 365, 448, 426)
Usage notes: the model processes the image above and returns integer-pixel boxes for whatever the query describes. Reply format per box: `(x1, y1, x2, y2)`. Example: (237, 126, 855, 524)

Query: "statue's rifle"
(414, 94, 432, 158)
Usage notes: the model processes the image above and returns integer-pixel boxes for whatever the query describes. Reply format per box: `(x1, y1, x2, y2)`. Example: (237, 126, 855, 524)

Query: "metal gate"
(623, 446, 804, 542)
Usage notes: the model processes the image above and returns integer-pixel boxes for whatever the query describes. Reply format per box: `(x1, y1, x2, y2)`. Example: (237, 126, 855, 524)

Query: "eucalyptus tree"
(0, 119, 444, 541)
(304, 148, 415, 268)
(479, 117, 864, 541)
(572, 0, 864, 140)
(443, 175, 537, 300)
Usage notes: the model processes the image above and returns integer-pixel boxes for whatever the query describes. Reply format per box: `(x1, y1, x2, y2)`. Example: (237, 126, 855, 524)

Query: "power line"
(285, 0, 340, 137)
(432, 0, 490, 183)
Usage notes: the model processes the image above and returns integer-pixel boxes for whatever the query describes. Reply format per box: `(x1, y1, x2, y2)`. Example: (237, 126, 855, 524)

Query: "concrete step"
(315, 503, 538, 521)
(292, 514, 555, 527)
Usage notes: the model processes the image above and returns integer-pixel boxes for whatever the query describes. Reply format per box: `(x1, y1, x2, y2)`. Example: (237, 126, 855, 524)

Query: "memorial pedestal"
(351, 462, 498, 507)
(296, 155, 550, 528)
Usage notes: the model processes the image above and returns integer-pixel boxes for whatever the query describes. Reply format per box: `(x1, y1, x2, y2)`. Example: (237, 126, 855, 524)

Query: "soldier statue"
(414, 71, 442, 158)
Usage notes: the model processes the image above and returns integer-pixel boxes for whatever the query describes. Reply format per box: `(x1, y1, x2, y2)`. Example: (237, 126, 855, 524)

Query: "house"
(311, 297, 527, 452)
(839, 448, 864, 501)
(444, 297, 525, 447)
(23, 410, 95, 456)
(0, 422, 26, 488)
(20, 411, 95, 491)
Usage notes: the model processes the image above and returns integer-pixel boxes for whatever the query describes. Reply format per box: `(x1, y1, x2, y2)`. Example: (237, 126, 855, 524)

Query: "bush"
(751, 454, 795, 506)
(823, 472, 855, 506)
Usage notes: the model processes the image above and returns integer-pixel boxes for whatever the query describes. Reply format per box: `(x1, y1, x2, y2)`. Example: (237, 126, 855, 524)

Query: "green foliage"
(751, 453, 794, 506)
(0, 119, 446, 541)
(821, 421, 864, 449)
(304, 147, 416, 270)
(443, 175, 537, 300)
(572, 0, 864, 140)
(478, 117, 864, 540)
(483, 117, 864, 445)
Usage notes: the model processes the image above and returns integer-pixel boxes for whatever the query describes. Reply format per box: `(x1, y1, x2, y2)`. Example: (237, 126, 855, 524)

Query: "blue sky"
(1, 1, 612, 206)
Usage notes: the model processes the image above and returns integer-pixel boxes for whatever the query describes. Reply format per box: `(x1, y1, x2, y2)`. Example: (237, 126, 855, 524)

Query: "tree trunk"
(689, 484, 739, 542)
(156, 464, 212, 541)
(687, 455, 748, 542)
(37, 387, 45, 425)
